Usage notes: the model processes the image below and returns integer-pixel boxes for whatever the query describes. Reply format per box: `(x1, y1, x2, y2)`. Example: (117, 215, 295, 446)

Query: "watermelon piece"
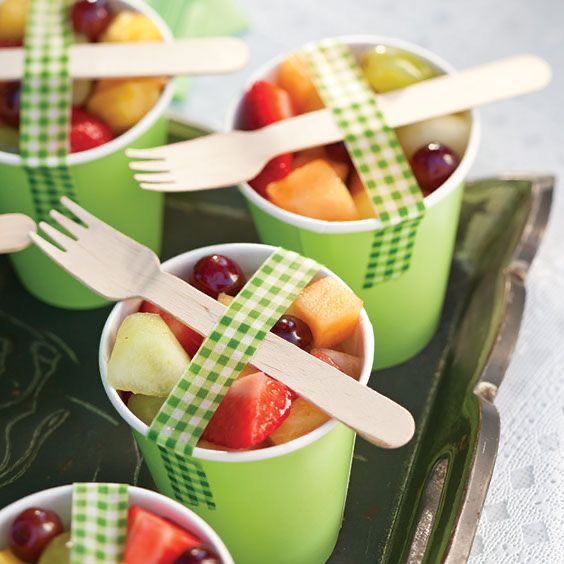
(124, 506, 200, 564)
(202, 371, 292, 449)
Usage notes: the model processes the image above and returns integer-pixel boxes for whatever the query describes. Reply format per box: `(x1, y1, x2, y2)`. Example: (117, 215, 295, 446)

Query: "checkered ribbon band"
(71, 483, 128, 564)
(20, 0, 77, 222)
(148, 248, 318, 508)
(301, 39, 425, 286)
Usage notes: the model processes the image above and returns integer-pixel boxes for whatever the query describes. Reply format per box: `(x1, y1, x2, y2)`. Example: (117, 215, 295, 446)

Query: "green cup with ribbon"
(0, 0, 174, 309)
(100, 242, 376, 564)
(227, 35, 480, 369)
(0, 483, 233, 562)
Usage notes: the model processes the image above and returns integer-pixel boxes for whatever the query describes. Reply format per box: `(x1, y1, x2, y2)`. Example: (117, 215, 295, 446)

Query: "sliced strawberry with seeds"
(124, 506, 201, 564)
(249, 153, 293, 198)
(70, 107, 113, 153)
(202, 371, 292, 449)
(241, 80, 295, 196)
(241, 80, 294, 130)
(140, 300, 204, 358)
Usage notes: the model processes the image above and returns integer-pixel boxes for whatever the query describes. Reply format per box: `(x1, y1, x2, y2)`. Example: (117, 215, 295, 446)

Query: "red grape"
(190, 255, 246, 299)
(409, 142, 460, 195)
(271, 315, 313, 351)
(173, 545, 221, 564)
(9, 507, 64, 562)
(0, 82, 21, 127)
(70, 0, 114, 41)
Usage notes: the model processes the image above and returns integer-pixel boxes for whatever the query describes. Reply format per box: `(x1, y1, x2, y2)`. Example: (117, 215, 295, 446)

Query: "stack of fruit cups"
(0, 0, 174, 309)
(0, 484, 233, 563)
(227, 35, 480, 369)
(100, 243, 375, 564)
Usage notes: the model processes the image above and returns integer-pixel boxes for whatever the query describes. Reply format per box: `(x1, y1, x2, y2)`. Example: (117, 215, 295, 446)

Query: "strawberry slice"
(124, 506, 201, 564)
(241, 80, 295, 197)
(312, 349, 340, 370)
(70, 107, 113, 153)
(249, 154, 293, 198)
(140, 301, 204, 358)
(241, 80, 294, 130)
(202, 371, 292, 448)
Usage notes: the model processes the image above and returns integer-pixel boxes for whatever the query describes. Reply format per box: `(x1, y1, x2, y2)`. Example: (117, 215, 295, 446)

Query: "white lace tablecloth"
(175, 0, 564, 560)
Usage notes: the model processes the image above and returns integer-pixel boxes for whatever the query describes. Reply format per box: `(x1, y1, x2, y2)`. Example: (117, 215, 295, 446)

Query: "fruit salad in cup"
(0, 0, 167, 154)
(106, 252, 365, 450)
(0, 502, 224, 563)
(238, 43, 471, 221)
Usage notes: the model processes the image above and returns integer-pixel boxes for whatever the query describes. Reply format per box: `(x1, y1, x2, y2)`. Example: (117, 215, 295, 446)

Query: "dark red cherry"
(0, 82, 21, 127)
(409, 142, 460, 195)
(9, 507, 64, 562)
(190, 254, 246, 299)
(271, 315, 313, 351)
(173, 545, 221, 564)
(70, 0, 114, 41)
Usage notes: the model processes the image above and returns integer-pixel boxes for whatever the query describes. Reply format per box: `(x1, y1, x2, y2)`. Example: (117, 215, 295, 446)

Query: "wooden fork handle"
(144, 270, 415, 449)
(253, 54, 551, 155)
(0, 37, 250, 80)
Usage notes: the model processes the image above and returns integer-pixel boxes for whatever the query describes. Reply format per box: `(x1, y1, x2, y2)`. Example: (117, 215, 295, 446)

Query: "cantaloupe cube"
(266, 159, 358, 221)
(349, 171, 376, 219)
(290, 277, 363, 348)
(0, 0, 28, 41)
(269, 398, 330, 444)
(107, 313, 189, 396)
(294, 147, 349, 182)
(277, 55, 324, 114)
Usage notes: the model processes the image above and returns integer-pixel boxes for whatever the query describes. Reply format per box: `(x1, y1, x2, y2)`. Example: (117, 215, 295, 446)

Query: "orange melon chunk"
(269, 398, 330, 444)
(266, 159, 358, 221)
(294, 147, 349, 182)
(277, 55, 324, 114)
(349, 171, 377, 219)
(290, 277, 363, 348)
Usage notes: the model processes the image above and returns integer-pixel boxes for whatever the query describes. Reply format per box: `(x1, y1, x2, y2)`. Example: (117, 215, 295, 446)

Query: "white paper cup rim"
(0, 0, 175, 167)
(0, 484, 234, 563)
(225, 34, 481, 234)
(99, 242, 375, 463)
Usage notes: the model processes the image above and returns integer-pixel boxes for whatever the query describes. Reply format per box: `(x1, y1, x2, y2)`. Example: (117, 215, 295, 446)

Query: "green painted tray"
(0, 116, 553, 563)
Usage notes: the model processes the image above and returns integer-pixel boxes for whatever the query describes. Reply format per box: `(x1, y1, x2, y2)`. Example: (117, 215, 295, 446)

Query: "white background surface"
(174, 1, 564, 561)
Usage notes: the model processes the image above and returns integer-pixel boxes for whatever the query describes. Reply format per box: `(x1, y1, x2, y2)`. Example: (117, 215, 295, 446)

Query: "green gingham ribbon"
(148, 248, 318, 508)
(71, 483, 128, 564)
(20, 0, 77, 222)
(301, 39, 426, 287)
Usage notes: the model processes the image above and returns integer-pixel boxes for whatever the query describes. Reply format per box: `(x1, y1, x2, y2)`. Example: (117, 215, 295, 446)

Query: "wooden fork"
(0, 213, 36, 254)
(0, 37, 249, 80)
(128, 54, 551, 192)
(30, 197, 415, 449)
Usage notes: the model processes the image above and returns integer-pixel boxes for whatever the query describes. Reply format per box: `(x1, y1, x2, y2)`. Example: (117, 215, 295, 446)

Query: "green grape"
(360, 45, 438, 93)
(128, 394, 165, 425)
(38, 532, 71, 564)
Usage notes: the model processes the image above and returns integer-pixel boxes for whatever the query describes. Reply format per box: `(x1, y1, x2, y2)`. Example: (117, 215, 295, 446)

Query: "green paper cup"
(226, 35, 480, 369)
(0, 0, 174, 310)
(0, 484, 234, 562)
(100, 243, 375, 564)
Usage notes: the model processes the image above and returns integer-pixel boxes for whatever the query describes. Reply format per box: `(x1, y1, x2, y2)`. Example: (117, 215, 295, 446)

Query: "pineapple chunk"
(269, 398, 330, 444)
(277, 55, 324, 113)
(266, 159, 358, 221)
(87, 78, 164, 134)
(291, 277, 363, 348)
(217, 292, 234, 306)
(107, 313, 189, 397)
(100, 11, 162, 42)
(294, 148, 349, 182)
(0, 0, 28, 41)
(349, 171, 376, 219)
(128, 394, 165, 425)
